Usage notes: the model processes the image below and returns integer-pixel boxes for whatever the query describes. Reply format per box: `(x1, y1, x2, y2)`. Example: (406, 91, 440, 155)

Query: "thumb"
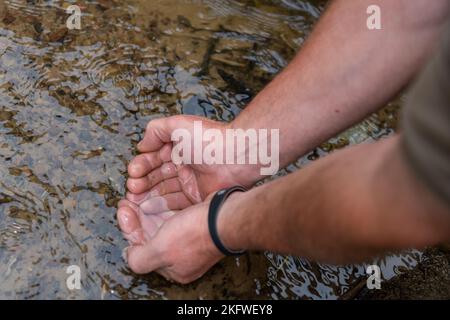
(126, 241, 166, 274)
(138, 115, 194, 153)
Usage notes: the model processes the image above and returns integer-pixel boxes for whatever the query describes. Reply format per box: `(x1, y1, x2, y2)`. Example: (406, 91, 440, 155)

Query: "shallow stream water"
(0, 0, 421, 299)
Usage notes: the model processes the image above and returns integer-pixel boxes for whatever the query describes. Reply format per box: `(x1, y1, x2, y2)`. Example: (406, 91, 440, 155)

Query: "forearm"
(218, 136, 450, 264)
(229, 0, 449, 182)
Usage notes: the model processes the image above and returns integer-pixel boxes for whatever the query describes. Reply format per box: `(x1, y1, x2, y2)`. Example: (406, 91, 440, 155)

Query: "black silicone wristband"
(208, 186, 247, 256)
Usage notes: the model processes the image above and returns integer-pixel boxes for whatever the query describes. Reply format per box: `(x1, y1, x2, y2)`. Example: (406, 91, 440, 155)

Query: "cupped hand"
(125, 115, 255, 214)
(117, 195, 224, 284)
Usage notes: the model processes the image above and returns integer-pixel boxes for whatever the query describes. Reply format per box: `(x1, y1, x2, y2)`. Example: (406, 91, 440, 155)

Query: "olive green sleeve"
(401, 22, 450, 207)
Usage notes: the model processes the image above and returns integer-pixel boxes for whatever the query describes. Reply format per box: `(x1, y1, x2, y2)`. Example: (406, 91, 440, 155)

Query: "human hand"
(125, 115, 257, 213)
(117, 195, 225, 283)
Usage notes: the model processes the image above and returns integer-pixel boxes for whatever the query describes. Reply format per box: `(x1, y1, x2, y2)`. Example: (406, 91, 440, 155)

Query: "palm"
(183, 162, 246, 202)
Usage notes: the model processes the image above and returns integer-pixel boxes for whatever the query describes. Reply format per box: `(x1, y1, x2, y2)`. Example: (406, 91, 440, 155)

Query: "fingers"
(155, 269, 174, 282)
(126, 165, 200, 212)
(135, 194, 179, 237)
(117, 203, 148, 245)
(138, 117, 179, 153)
(126, 191, 150, 204)
(136, 209, 166, 238)
(127, 162, 178, 194)
(139, 192, 192, 215)
(126, 180, 180, 206)
(178, 165, 202, 204)
(128, 144, 173, 178)
(118, 199, 139, 211)
(118, 199, 177, 245)
(117, 202, 140, 233)
(126, 242, 167, 274)
(150, 177, 182, 196)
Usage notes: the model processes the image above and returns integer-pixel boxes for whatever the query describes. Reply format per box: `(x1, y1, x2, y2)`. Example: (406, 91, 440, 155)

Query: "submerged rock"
(47, 27, 68, 43)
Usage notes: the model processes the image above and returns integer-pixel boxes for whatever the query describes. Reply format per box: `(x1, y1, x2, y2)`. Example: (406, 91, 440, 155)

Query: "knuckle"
(145, 120, 155, 132)
(147, 117, 167, 132)
(162, 162, 176, 176)
(126, 178, 134, 190)
(126, 178, 141, 192)
(127, 161, 134, 173)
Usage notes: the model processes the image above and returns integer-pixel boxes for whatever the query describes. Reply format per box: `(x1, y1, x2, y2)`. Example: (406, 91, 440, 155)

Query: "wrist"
(223, 121, 267, 186)
(216, 190, 250, 253)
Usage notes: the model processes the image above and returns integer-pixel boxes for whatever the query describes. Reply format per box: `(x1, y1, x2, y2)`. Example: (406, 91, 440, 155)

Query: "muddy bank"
(348, 246, 450, 300)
